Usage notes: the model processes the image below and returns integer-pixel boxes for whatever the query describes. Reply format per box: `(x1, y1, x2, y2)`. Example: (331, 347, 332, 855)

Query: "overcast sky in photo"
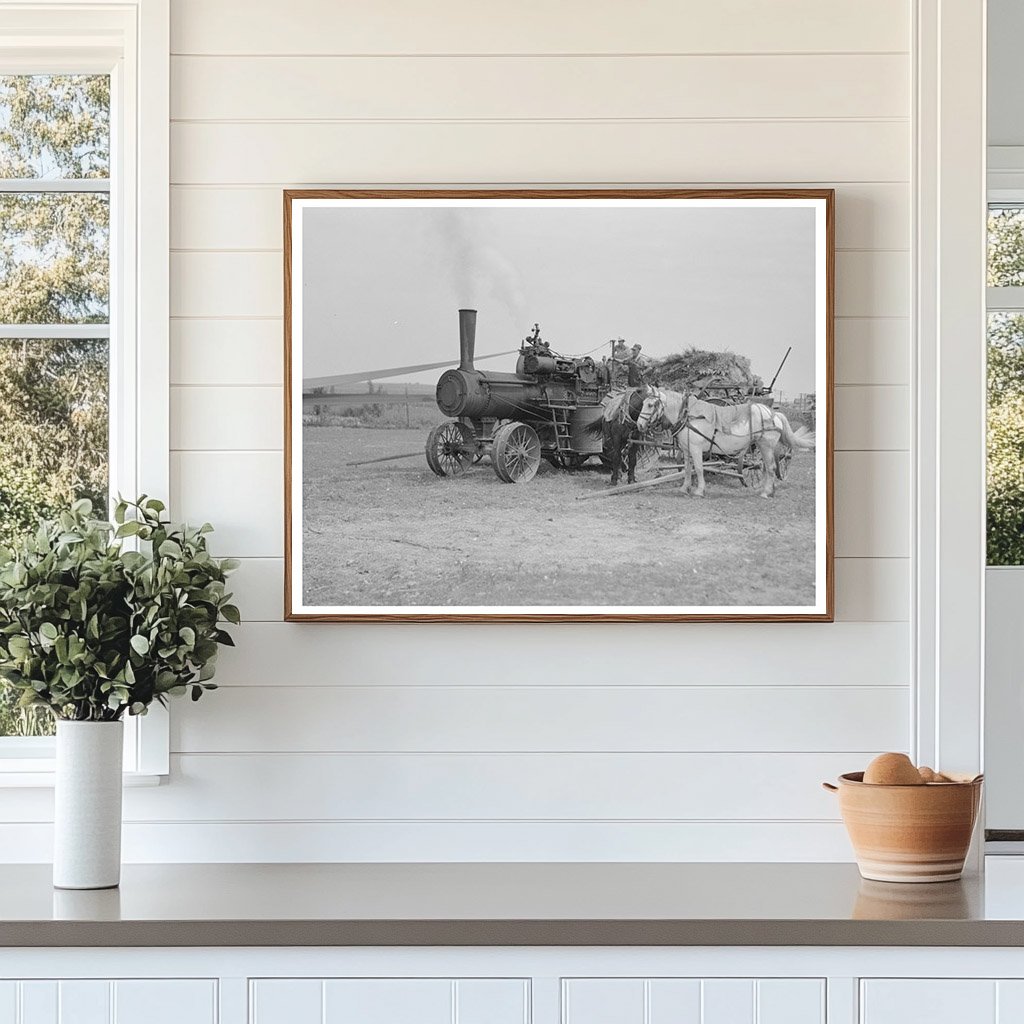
(301, 202, 819, 395)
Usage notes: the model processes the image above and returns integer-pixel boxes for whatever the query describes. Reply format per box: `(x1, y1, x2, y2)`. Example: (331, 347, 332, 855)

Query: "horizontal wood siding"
(0, 1, 916, 864)
(169, 0, 909, 55)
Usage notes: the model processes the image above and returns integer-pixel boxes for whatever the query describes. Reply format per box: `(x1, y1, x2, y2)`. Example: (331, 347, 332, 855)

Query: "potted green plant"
(0, 497, 239, 889)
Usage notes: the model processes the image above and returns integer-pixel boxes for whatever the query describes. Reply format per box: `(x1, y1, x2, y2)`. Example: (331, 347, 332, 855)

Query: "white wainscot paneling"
(170, 249, 906, 323)
(170, 0, 909, 55)
(562, 978, 824, 1024)
(835, 251, 909, 319)
(170, 184, 909, 252)
(215, 621, 910, 687)
(834, 319, 909, 386)
(172, 54, 908, 121)
(834, 386, 909, 451)
(1, 980, 216, 1024)
(249, 978, 528, 1024)
(834, 558, 909, 621)
(834, 452, 910, 558)
(170, 320, 282, 386)
(171, 253, 280, 318)
(860, 980, 1012, 1023)
(224, 558, 283, 620)
(171, 386, 282, 451)
(170, 451, 282, 557)
(125, 751, 858, 822)
(171, 683, 909, 754)
(170, 121, 909, 186)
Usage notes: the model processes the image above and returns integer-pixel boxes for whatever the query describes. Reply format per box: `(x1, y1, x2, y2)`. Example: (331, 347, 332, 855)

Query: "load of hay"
(651, 348, 763, 390)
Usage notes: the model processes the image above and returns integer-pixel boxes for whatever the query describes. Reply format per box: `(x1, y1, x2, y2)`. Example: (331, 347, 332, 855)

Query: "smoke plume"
(436, 209, 528, 327)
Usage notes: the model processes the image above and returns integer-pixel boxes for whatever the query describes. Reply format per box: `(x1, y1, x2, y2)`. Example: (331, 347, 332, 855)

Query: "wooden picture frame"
(284, 189, 834, 622)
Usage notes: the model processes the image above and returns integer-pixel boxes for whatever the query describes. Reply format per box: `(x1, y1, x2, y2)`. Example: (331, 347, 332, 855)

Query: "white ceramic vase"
(53, 720, 124, 890)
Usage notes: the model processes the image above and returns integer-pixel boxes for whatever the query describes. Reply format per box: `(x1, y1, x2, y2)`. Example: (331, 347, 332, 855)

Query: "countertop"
(6, 861, 1024, 947)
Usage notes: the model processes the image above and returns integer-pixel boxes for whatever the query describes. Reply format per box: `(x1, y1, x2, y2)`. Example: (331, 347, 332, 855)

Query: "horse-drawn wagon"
(640, 372, 795, 490)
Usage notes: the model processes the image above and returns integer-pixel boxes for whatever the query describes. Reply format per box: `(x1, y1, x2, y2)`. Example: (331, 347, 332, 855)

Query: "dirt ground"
(302, 427, 818, 608)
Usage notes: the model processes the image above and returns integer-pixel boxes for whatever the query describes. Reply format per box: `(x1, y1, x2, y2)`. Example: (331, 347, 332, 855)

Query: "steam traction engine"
(426, 309, 611, 483)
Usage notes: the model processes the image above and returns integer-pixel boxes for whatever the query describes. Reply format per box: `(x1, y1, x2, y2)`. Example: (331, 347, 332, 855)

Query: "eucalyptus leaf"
(158, 539, 182, 559)
(0, 497, 238, 722)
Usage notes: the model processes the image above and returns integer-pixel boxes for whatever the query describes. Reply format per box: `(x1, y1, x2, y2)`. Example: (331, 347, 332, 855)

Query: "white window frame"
(0, 0, 169, 784)
(914, 0, 987, 852)
(982, 164, 1024, 840)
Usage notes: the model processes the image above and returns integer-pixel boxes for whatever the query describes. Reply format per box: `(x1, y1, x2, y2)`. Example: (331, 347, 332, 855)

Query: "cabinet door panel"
(757, 980, 825, 1024)
(113, 981, 216, 1024)
(250, 980, 322, 1024)
(0, 983, 16, 1024)
(861, 981, 997, 1024)
(701, 980, 754, 1024)
(455, 980, 529, 1024)
(648, 980, 701, 1024)
(563, 980, 645, 1024)
(565, 978, 824, 1024)
(323, 980, 451, 1024)
(999, 981, 1024, 1023)
(19, 983, 56, 1024)
(58, 982, 109, 1024)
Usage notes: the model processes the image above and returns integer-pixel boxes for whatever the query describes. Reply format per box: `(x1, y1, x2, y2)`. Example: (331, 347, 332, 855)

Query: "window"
(0, 74, 111, 738)
(987, 205, 1024, 564)
(0, 2, 169, 778)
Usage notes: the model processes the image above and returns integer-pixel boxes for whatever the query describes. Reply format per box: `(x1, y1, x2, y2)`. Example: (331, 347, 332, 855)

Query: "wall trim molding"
(913, 0, 987, 786)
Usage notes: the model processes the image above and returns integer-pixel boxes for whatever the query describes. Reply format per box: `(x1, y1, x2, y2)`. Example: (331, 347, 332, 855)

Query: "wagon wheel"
(425, 420, 476, 477)
(740, 453, 766, 489)
(774, 441, 793, 480)
(492, 422, 541, 484)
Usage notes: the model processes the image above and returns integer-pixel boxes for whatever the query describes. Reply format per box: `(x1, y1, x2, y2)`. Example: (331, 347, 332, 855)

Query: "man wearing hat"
(611, 338, 630, 386)
(628, 343, 651, 386)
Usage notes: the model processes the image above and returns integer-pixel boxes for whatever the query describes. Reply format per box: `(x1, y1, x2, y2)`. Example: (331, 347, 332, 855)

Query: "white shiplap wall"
(4, 0, 916, 862)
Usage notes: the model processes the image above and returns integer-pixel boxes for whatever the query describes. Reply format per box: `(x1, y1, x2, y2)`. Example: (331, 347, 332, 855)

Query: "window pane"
(0, 75, 109, 179)
(0, 192, 109, 323)
(988, 312, 1024, 565)
(0, 338, 107, 738)
(989, 206, 1024, 287)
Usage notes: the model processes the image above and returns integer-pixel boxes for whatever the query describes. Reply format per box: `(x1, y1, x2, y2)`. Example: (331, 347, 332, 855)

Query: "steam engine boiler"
(426, 309, 611, 483)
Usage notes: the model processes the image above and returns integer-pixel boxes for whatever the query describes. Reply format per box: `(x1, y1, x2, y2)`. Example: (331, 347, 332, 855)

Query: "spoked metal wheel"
(425, 421, 477, 477)
(774, 441, 793, 480)
(492, 421, 541, 483)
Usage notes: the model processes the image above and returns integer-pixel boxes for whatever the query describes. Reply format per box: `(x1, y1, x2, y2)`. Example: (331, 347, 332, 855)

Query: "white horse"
(636, 386, 815, 498)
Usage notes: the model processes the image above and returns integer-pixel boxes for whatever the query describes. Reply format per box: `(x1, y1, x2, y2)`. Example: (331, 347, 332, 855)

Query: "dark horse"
(586, 388, 646, 486)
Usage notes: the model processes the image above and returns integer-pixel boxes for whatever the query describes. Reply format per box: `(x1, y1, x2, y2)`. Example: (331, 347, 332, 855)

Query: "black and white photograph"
(285, 190, 833, 621)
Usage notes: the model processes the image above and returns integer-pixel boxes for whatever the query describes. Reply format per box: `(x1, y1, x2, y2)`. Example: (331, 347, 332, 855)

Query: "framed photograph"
(284, 189, 833, 622)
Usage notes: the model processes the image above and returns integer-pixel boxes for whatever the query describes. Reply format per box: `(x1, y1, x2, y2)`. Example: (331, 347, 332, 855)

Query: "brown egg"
(863, 752, 925, 786)
(918, 766, 939, 783)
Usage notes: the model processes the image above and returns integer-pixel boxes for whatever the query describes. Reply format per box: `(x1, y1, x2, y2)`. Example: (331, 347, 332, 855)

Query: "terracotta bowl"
(823, 772, 983, 883)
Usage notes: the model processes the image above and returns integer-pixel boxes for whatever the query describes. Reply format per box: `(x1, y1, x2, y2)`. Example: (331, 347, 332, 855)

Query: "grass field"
(301, 426, 818, 609)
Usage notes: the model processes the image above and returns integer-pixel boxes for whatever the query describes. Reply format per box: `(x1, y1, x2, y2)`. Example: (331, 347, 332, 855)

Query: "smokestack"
(458, 308, 477, 371)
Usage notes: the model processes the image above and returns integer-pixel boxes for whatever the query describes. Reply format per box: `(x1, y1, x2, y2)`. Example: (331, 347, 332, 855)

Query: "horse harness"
(671, 395, 772, 455)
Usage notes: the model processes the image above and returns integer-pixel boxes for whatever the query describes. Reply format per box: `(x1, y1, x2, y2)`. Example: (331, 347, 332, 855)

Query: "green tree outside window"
(0, 75, 110, 736)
